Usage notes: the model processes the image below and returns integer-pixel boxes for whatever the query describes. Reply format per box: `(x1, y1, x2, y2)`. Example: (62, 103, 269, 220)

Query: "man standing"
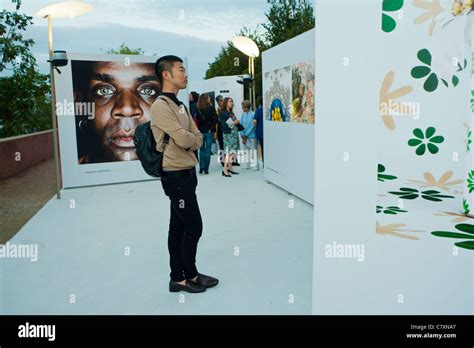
(150, 55, 218, 293)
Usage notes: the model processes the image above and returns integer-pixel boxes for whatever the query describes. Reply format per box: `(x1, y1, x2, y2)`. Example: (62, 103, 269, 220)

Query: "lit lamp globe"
(231, 36, 260, 58)
(36, 1, 92, 19)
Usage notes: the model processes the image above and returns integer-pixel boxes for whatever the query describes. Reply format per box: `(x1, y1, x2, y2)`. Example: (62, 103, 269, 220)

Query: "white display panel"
(262, 29, 315, 204)
(55, 53, 188, 188)
(313, 0, 473, 315)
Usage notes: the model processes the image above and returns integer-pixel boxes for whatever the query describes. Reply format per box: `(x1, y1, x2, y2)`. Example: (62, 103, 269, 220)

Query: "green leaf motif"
(377, 164, 398, 182)
(427, 143, 439, 154)
(467, 171, 474, 193)
(413, 128, 424, 139)
(455, 224, 474, 234)
(424, 72, 438, 92)
(382, 13, 397, 33)
(408, 138, 422, 146)
(455, 241, 474, 250)
(425, 126, 435, 138)
(422, 195, 442, 202)
(432, 231, 474, 239)
(417, 48, 432, 66)
(383, 0, 404, 11)
(390, 187, 453, 202)
(430, 135, 444, 144)
(377, 205, 407, 214)
(411, 66, 431, 79)
(416, 143, 426, 155)
(463, 199, 470, 215)
(431, 223, 474, 251)
(408, 127, 444, 156)
(452, 75, 459, 87)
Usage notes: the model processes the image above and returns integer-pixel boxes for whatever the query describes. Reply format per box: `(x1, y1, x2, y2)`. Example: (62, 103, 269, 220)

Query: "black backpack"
(134, 122, 170, 178)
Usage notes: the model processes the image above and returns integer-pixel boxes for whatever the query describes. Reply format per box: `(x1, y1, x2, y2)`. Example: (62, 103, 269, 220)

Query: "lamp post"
(36, 2, 92, 199)
(232, 36, 260, 111)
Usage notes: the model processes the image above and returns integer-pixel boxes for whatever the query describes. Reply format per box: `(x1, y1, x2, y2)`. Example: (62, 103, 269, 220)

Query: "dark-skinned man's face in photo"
(87, 62, 160, 162)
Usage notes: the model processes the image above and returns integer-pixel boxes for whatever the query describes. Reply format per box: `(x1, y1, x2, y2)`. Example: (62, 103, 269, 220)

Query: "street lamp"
(232, 36, 260, 111)
(36, 2, 92, 199)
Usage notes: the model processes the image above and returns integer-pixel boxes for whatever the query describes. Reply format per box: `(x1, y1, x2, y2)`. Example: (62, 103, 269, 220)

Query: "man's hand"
(253, 119, 257, 127)
(242, 136, 247, 145)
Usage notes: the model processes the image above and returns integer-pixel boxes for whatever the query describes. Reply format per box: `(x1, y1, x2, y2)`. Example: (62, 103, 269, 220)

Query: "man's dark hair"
(155, 55, 183, 85)
(215, 95, 223, 102)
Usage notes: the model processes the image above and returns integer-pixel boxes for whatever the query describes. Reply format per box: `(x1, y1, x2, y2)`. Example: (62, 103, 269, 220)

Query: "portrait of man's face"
(72, 61, 161, 164)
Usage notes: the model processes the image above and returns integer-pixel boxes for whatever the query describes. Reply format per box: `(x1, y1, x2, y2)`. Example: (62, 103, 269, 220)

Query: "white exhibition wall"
(55, 53, 188, 188)
(188, 75, 243, 118)
(313, 0, 473, 314)
(262, 29, 315, 204)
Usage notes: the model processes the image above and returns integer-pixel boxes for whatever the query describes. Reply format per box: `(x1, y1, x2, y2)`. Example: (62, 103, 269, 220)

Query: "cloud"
(24, 23, 224, 80)
(11, 0, 271, 42)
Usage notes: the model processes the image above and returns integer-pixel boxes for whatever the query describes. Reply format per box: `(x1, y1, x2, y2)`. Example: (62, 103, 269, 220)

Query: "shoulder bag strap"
(157, 96, 171, 146)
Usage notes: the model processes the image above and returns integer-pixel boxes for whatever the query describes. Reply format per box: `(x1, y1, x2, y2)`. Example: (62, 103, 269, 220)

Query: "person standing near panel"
(150, 55, 219, 293)
(253, 96, 264, 167)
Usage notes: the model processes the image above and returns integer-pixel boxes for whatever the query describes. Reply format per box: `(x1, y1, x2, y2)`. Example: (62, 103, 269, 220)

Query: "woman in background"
(219, 97, 240, 177)
(197, 93, 217, 174)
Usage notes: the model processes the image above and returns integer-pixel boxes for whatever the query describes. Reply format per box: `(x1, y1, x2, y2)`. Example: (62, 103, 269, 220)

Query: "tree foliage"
(262, 0, 315, 47)
(205, 27, 267, 100)
(205, 0, 315, 102)
(105, 42, 145, 55)
(0, 0, 52, 138)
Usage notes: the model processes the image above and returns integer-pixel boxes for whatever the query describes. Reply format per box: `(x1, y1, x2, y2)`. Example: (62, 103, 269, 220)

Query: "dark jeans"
(199, 131, 213, 172)
(257, 138, 264, 162)
(217, 128, 224, 166)
(160, 168, 202, 282)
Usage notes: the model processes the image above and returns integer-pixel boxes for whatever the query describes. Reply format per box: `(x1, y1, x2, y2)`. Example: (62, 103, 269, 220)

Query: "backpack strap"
(157, 96, 171, 147)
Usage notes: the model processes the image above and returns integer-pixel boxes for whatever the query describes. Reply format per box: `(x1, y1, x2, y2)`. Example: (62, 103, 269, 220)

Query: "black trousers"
(160, 168, 202, 282)
(217, 126, 225, 166)
(258, 138, 264, 162)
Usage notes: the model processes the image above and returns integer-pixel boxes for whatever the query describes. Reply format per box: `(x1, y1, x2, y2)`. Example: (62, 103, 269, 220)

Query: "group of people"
(188, 92, 264, 177)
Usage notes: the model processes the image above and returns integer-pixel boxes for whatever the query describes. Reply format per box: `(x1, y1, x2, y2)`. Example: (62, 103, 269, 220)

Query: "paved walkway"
(0, 158, 56, 244)
(1, 158, 313, 314)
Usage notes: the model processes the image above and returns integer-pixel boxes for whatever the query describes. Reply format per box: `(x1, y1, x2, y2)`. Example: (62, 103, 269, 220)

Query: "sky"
(1, 0, 273, 80)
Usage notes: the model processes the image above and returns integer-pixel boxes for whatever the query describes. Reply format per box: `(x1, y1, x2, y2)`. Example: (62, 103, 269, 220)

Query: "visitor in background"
(219, 97, 240, 177)
(197, 93, 217, 174)
(189, 91, 200, 126)
(239, 100, 259, 171)
(253, 96, 264, 167)
(189, 91, 200, 160)
(215, 95, 225, 166)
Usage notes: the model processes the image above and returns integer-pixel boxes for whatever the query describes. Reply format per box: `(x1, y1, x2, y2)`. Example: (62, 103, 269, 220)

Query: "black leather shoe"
(191, 273, 219, 288)
(169, 279, 206, 293)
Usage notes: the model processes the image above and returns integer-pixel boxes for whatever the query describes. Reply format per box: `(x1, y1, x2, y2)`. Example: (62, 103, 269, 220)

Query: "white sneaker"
(252, 167, 260, 171)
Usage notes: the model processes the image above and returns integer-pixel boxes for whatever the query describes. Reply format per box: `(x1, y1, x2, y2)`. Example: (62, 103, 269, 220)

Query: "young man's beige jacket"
(150, 95, 203, 171)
